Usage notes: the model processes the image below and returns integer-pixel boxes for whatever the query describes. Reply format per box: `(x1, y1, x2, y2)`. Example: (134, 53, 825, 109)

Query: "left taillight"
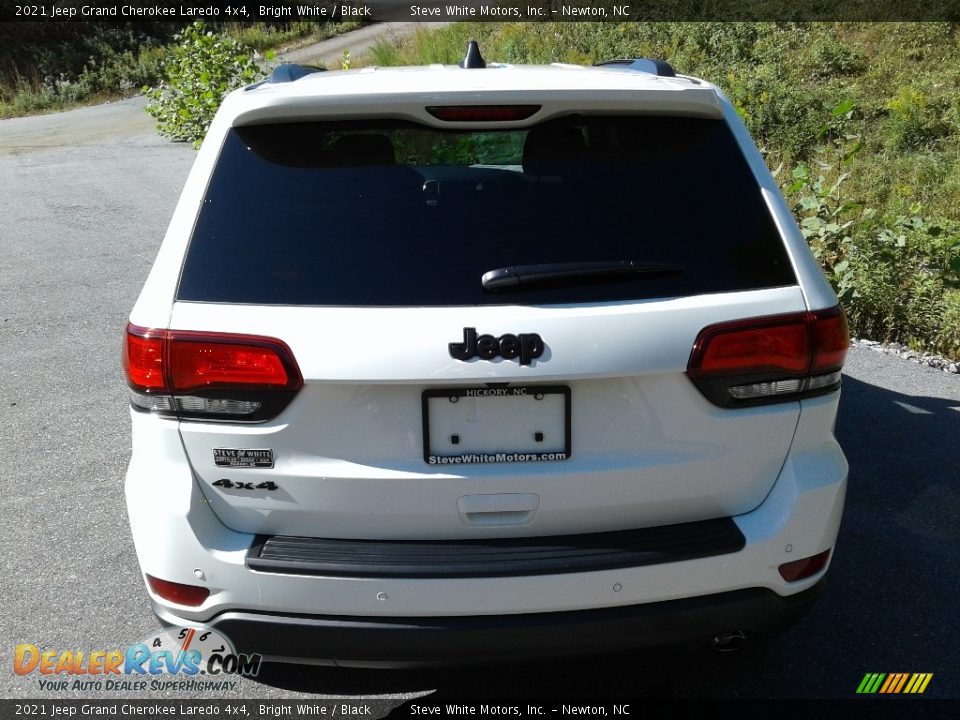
(687, 307, 849, 407)
(123, 323, 302, 422)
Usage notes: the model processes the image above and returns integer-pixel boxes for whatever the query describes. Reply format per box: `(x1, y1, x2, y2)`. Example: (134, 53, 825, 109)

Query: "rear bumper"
(154, 583, 822, 668)
(126, 394, 847, 665)
(246, 518, 745, 579)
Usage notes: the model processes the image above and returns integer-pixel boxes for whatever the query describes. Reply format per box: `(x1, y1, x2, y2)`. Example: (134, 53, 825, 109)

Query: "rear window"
(177, 116, 796, 306)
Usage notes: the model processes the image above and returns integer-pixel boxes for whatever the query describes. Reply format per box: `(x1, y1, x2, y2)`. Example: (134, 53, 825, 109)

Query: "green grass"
(373, 22, 960, 360)
(374, 23, 960, 218)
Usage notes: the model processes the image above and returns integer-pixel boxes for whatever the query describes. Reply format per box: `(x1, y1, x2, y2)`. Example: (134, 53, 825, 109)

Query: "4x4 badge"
(448, 327, 544, 365)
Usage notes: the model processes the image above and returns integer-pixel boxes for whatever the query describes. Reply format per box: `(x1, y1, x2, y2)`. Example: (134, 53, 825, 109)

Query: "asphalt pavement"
(0, 30, 958, 709)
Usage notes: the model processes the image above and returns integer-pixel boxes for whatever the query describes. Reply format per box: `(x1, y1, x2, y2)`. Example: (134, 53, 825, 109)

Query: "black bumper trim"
(160, 584, 822, 668)
(246, 518, 746, 579)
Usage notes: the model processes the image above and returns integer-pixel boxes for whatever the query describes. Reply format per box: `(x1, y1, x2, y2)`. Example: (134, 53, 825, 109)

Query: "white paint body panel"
(124, 61, 847, 633)
(171, 288, 806, 538)
(126, 394, 846, 619)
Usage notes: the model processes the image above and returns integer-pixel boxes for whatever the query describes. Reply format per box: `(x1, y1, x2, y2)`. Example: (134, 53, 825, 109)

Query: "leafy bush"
(0, 24, 175, 117)
(0, 23, 352, 118)
(144, 22, 262, 149)
(369, 39, 402, 67)
(785, 102, 960, 356)
(936, 291, 960, 359)
(886, 86, 952, 151)
(723, 67, 825, 158)
(782, 100, 862, 283)
(843, 213, 960, 350)
(804, 36, 866, 79)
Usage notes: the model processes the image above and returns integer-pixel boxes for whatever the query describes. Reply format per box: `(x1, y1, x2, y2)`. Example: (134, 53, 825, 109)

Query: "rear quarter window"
(177, 116, 796, 306)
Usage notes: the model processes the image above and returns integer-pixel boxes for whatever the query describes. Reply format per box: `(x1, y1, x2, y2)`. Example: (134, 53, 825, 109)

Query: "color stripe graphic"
(857, 673, 932, 694)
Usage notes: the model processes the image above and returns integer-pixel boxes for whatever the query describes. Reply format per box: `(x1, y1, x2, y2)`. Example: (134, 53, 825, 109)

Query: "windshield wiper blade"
(481, 260, 683, 291)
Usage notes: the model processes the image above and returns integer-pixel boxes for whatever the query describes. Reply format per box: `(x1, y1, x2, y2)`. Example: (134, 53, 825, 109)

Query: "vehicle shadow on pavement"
(248, 375, 960, 699)
(250, 650, 736, 698)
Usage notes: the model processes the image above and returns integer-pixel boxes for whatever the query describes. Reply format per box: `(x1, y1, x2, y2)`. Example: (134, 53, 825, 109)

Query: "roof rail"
(246, 63, 326, 91)
(594, 58, 676, 77)
(267, 63, 326, 83)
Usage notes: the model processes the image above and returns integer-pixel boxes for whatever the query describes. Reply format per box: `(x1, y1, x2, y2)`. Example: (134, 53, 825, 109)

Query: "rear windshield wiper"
(481, 260, 683, 291)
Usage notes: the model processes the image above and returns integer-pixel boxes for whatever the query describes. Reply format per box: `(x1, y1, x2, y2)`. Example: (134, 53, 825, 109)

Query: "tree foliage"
(143, 22, 261, 149)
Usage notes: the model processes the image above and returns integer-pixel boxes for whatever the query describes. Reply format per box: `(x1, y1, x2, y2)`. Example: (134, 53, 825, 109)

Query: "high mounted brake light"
(425, 105, 541, 122)
(687, 307, 849, 407)
(123, 324, 302, 422)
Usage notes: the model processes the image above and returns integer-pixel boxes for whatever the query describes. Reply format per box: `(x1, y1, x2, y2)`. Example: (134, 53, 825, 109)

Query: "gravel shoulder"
(280, 22, 450, 67)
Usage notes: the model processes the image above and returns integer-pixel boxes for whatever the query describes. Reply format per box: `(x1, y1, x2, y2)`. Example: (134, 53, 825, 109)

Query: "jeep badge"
(449, 327, 544, 365)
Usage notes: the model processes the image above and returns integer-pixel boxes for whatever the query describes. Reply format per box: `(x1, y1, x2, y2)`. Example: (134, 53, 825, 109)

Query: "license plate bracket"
(422, 385, 571, 465)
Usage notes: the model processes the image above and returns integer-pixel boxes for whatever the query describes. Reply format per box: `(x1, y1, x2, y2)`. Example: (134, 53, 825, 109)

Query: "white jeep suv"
(123, 44, 849, 666)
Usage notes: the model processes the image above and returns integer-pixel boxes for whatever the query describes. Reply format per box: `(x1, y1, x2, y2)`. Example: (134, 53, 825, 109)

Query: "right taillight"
(687, 306, 849, 407)
(123, 323, 302, 422)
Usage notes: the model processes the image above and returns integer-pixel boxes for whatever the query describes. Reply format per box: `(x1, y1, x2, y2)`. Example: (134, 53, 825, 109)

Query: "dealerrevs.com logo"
(14, 627, 261, 692)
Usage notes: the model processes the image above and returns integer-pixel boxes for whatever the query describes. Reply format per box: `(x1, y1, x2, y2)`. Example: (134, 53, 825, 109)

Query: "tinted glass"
(177, 117, 796, 305)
